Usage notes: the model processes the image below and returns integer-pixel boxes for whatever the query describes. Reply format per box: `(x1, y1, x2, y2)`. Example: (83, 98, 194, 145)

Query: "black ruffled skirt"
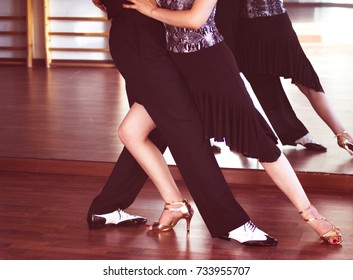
(236, 12, 324, 92)
(170, 42, 281, 162)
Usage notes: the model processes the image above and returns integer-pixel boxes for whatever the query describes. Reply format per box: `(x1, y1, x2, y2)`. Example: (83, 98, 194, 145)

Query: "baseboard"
(1, 156, 352, 190)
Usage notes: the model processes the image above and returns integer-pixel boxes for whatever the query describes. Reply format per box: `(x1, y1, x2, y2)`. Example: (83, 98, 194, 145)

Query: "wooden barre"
(0, 46, 27, 51)
(0, 16, 26, 20)
(49, 47, 110, 52)
(0, 31, 27, 35)
(48, 60, 114, 68)
(49, 32, 109, 37)
(48, 17, 108, 21)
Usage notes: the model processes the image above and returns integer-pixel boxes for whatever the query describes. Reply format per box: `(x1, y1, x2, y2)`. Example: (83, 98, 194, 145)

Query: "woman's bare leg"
(261, 153, 342, 244)
(296, 84, 346, 135)
(118, 103, 186, 226)
(296, 84, 353, 155)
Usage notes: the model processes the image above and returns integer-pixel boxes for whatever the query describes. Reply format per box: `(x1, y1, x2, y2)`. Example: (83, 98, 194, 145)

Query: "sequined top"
(241, 0, 286, 18)
(156, 0, 223, 53)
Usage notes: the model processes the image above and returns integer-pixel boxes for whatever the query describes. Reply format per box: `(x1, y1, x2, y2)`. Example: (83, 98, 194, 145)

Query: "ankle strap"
(299, 204, 327, 223)
(298, 204, 311, 215)
(164, 199, 188, 212)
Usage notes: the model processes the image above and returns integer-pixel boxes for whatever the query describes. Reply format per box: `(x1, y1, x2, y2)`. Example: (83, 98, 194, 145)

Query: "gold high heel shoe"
(335, 130, 353, 155)
(150, 198, 194, 235)
(299, 205, 343, 245)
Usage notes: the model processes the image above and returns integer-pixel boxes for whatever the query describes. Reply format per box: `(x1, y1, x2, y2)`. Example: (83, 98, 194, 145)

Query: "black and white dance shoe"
(295, 133, 327, 152)
(88, 209, 147, 229)
(218, 221, 278, 246)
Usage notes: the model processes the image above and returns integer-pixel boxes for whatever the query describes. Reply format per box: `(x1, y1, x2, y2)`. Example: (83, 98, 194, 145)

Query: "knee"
(118, 121, 147, 147)
(118, 122, 134, 146)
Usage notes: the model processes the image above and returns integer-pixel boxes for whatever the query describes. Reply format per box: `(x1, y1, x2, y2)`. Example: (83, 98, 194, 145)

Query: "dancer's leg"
(296, 84, 346, 135)
(261, 153, 342, 244)
(296, 84, 353, 155)
(119, 103, 183, 204)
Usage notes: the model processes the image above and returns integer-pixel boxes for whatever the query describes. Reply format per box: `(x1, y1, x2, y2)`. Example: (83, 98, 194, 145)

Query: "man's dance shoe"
(88, 209, 147, 229)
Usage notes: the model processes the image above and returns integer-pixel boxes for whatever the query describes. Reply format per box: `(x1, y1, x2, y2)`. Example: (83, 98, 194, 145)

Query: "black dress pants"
(244, 73, 308, 145)
(88, 9, 249, 237)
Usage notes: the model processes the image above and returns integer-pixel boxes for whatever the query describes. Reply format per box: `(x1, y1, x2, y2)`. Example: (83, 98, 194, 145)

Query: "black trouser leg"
(244, 72, 308, 145)
(87, 129, 167, 217)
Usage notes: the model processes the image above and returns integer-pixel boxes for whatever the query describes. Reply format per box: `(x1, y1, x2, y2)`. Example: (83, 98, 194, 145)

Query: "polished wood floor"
(1, 171, 352, 260)
(0, 4, 353, 260)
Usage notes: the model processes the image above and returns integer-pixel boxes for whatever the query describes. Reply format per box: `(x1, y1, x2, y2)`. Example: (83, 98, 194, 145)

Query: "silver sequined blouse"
(242, 0, 286, 18)
(156, 0, 224, 53)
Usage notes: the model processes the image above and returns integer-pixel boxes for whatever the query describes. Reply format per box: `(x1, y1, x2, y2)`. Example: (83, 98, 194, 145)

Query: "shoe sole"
(217, 235, 278, 247)
(88, 218, 147, 229)
(302, 143, 327, 152)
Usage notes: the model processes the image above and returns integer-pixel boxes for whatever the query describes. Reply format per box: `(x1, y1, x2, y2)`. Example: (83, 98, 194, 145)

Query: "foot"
(147, 208, 183, 231)
(299, 205, 343, 245)
(335, 131, 353, 155)
(147, 199, 194, 234)
(218, 221, 278, 246)
(88, 209, 147, 229)
(295, 133, 327, 152)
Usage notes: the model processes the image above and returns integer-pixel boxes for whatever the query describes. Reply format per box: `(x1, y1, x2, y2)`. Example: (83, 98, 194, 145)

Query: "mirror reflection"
(0, 0, 352, 177)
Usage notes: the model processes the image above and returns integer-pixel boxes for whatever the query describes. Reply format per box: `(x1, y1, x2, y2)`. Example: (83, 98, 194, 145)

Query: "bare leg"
(261, 153, 342, 244)
(296, 84, 346, 135)
(296, 84, 353, 155)
(119, 103, 188, 226)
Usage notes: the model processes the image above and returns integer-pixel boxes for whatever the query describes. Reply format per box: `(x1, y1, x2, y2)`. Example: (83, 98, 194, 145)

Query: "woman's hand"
(123, 0, 158, 18)
(122, 0, 217, 30)
(92, 0, 107, 13)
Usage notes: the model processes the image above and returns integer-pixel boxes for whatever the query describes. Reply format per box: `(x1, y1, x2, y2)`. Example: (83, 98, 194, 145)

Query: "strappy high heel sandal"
(335, 130, 353, 155)
(150, 198, 194, 235)
(299, 205, 343, 245)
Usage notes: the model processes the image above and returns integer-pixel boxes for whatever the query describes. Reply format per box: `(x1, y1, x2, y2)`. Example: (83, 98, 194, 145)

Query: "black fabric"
(171, 42, 281, 162)
(236, 12, 324, 92)
(215, 0, 242, 55)
(244, 72, 309, 145)
(100, 0, 124, 19)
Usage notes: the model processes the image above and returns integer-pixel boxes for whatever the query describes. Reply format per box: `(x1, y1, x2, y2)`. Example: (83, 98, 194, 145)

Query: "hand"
(123, 0, 158, 17)
(92, 0, 107, 13)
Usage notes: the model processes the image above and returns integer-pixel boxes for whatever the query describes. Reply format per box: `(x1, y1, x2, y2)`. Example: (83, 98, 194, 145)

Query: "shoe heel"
(186, 216, 192, 235)
(150, 198, 194, 235)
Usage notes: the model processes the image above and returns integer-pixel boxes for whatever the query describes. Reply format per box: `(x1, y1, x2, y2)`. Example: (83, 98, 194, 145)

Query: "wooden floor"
(0, 4, 353, 261)
(0, 171, 352, 260)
